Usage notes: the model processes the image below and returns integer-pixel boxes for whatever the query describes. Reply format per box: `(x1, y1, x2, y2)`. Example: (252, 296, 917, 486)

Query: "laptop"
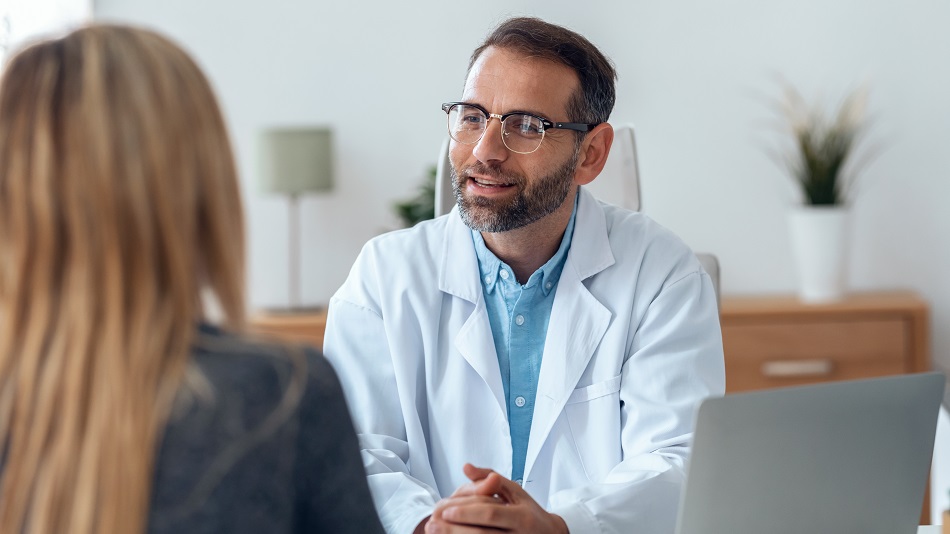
(675, 372, 946, 534)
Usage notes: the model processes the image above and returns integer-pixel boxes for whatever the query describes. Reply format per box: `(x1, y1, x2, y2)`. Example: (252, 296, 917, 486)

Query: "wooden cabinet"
(720, 291, 929, 393)
(720, 290, 932, 524)
(249, 309, 328, 350)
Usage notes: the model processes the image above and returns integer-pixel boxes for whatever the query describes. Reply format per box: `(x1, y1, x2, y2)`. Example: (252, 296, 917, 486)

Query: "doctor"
(324, 16, 725, 534)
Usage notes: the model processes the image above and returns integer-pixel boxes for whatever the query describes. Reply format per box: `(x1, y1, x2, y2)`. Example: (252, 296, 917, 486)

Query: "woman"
(0, 25, 383, 534)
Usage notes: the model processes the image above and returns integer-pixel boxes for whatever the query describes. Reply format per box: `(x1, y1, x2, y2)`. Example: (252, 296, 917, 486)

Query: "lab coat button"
(515, 396, 526, 407)
(515, 315, 525, 326)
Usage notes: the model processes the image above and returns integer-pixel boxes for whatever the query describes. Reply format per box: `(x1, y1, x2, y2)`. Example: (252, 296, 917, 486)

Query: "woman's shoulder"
(191, 322, 330, 383)
(186, 324, 342, 422)
(150, 324, 349, 533)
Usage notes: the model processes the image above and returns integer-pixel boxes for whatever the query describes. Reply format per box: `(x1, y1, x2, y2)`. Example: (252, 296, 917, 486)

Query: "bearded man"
(324, 17, 725, 534)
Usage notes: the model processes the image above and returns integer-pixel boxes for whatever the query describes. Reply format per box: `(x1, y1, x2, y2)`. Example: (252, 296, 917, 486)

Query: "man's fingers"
(438, 465, 562, 533)
(427, 496, 510, 534)
(441, 501, 516, 530)
(473, 472, 508, 498)
(463, 463, 495, 482)
(450, 478, 500, 498)
(471, 471, 527, 504)
(436, 495, 501, 510)
(432, 495, 502, 521)
(459, 464, 513, 500)
(452, 474, 506, 499)
(425, 516, 502, 534)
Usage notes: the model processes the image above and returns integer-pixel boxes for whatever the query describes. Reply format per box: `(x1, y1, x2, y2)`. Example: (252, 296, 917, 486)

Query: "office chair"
(433, 124, 720, 305)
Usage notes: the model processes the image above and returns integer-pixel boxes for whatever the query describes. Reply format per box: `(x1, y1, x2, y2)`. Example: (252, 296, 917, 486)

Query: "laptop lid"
(676, 372, 945, 534)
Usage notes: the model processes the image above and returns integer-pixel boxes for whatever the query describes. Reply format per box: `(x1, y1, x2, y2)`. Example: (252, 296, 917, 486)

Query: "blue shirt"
(471, 193, 578, 483)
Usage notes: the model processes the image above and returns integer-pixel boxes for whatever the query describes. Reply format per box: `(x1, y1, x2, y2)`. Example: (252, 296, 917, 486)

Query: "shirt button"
(515, 478, 524, 486)
(545, 282, 552, 290)
(499, 269, 510, 280)
(515, 314, 525, 326)
(484, 275, 492, 284)
(515, 396, 526, 407)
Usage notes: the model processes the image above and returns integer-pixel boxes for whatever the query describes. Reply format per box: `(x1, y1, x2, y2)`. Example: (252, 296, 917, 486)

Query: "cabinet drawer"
(722, 318, 909, 392)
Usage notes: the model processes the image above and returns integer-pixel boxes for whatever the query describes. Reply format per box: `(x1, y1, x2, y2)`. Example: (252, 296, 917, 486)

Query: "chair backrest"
(591, 124, 720, 307)
(696, 253, 720, 307)
(432, 124, 720, 305)
(583, 124, 642, 212)
(434, 138, 455, 218)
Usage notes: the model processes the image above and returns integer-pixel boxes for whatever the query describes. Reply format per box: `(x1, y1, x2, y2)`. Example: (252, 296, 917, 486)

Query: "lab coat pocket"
(564, 375, 623, 482)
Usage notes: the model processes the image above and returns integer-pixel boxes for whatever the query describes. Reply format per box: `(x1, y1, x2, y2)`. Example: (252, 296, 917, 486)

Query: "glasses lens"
(502, 114, 545, 154)
(447, 104, 486, 145)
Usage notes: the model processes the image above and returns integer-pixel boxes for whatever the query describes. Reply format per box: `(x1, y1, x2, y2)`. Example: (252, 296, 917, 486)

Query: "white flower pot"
(787, 206, 850, 303)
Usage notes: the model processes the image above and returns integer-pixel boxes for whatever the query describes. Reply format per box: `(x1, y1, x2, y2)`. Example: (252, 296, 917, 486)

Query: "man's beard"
(452, 150, 579, 233)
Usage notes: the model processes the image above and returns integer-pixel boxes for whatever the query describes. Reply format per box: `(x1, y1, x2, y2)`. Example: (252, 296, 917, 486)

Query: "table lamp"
(258, 127, 334, 309)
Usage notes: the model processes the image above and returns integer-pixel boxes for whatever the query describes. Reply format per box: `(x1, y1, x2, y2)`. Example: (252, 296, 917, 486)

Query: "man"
(324, 17, 725, 534)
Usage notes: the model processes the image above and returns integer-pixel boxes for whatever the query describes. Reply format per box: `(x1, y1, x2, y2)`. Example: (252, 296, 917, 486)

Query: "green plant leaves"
(394, 166, 437, 227)
(774, 85, 870, 206)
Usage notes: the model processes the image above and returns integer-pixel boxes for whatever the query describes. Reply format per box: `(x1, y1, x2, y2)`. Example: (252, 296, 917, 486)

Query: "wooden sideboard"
(720, 290, 932, 524)
(249, 309, 328, 350)
(720, 291, 929, 392)
(252, 292, 931, 390)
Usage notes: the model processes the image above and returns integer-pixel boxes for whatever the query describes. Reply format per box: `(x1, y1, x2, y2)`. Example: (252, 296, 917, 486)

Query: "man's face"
(450, 46, 583, 233)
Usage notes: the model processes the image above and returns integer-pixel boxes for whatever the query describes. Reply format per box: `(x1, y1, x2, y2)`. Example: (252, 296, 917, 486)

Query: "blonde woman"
(0, 24, 383, 534)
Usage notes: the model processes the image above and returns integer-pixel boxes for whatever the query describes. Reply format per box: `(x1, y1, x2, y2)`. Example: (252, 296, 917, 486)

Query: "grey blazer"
(148, 324, 383, 534)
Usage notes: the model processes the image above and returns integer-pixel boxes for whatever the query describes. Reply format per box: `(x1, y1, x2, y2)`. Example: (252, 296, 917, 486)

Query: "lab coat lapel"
(524, 188, 614, 480)
(438, 208, 507, 417)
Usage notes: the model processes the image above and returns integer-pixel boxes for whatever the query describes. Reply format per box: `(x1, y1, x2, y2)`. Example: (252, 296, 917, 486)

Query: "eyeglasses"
(442, 102, 599, 155)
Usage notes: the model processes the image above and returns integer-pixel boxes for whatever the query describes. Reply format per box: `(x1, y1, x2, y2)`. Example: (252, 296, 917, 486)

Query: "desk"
(249, 309, 328, 350)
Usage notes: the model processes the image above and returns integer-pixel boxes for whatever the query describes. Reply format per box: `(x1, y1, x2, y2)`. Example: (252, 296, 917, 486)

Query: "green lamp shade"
(258, 128, 334, 195)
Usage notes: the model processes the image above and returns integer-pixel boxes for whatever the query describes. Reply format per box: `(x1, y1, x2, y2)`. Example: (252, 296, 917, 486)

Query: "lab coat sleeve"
(550, 269, 725, 534)
(323, 295, 438, 534)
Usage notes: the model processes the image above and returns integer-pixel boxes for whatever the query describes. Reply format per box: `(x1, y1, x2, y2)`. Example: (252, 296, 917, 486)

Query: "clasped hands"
(418, 463, 568, 534)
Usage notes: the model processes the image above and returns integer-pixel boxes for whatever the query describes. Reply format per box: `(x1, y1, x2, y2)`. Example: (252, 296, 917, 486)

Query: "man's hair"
(469, 17, 617, 126)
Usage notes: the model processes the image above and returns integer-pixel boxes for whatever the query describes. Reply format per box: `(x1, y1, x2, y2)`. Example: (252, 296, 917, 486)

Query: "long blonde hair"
(0, 25, 246, 533)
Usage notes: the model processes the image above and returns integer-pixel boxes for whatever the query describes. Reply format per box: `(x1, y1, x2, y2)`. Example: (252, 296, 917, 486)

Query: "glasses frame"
(442, 102, 599, 154)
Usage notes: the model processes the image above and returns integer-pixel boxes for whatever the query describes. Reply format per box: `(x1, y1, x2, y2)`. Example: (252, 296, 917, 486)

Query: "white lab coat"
(323, 188, 725, 534)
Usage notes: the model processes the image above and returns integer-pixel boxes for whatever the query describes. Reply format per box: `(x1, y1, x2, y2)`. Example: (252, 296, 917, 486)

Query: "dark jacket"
(148, 324, 384, 534)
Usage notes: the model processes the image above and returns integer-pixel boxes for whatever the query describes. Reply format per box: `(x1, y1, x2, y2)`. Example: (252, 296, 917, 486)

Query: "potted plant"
(394, 166, 437, 228)
(772, 84, 873, 302)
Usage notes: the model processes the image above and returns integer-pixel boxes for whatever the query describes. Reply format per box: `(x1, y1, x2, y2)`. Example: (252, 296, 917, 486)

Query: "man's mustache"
(459, 163, 525, 186)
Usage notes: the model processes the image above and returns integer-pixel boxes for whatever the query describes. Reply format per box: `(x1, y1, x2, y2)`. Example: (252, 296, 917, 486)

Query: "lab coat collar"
(439, 204, 506, 417)
(566, 187, 616, 281)
(523, 188, 615, 480)
(438, 205, 482, 303)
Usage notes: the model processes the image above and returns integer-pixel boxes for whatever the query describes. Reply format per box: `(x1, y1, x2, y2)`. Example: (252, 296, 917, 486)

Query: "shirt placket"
(506, 279, 542, 484)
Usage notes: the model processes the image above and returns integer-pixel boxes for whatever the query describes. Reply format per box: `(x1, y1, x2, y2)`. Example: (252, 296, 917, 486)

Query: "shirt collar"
(472, 191, 579, 296)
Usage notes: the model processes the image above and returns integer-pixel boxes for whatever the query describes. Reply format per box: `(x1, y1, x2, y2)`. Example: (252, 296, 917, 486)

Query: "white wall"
(92, 0, 950, 510)
(92, 0, 950, 369)
(1, 0, 91, 62)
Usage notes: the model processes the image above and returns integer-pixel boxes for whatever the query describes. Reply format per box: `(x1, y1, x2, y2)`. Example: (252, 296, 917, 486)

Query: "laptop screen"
(675, 372, 944, 534)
